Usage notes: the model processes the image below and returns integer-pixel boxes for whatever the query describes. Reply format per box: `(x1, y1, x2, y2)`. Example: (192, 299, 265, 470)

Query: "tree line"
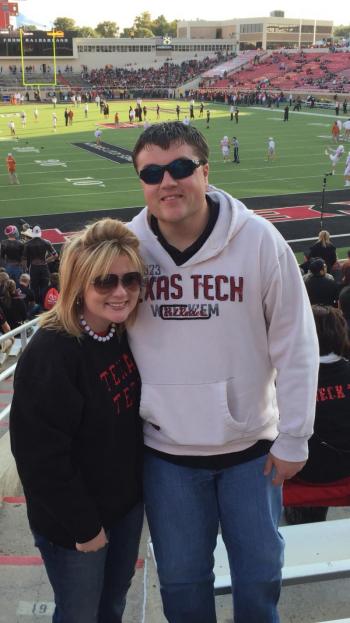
(23, 16, 350, 41)
(25, 12, 178, 38)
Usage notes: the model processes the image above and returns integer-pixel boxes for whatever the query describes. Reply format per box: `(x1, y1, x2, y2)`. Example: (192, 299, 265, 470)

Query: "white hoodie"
(128, 186, 319, 462)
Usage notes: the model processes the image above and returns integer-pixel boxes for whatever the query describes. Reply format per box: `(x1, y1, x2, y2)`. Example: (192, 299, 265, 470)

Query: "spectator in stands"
(129, 121, 319, 623)
(1, 279, 27, 330)
(18, 273, 40, 319)
(23, 225, 58, 306)
(0, 305, 14, 368)
(341, 250, 350, 285)
(1, 225, 24, 285)
(42, 272, 60, 311)
(10, 218, 144, 623)
(299, 251, 312, 275)
(309, 230, 337, 273)
(339, 286, 350, 334)
(303, 258, 338, 306)
(285, 305, 350, 524)
(6, 153, 19, 185)
(0, 271, 10, 303)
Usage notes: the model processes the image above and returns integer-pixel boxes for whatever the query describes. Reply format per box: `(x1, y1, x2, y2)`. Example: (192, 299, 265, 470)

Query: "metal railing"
(0, 318, 39, 422)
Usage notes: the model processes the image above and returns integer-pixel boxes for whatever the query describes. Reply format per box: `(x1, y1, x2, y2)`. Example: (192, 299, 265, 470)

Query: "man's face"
(135, 142, 209, 227)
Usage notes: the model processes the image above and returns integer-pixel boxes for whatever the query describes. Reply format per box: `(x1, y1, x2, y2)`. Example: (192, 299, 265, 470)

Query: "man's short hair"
(309, 258, 326, 275)
(132, 121, 209, 169)
(339, 286, 350, 318)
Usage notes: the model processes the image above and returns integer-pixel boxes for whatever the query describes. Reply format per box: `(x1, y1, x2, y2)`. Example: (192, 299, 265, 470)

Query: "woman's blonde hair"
(318, 230, 331, 247)
(40, 218, 144, 336)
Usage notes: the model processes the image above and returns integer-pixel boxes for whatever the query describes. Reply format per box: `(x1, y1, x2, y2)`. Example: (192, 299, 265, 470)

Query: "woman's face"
(83, 255, 141, 333)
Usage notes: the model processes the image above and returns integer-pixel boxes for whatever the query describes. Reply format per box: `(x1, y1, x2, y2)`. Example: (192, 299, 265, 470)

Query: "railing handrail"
(0, 317, 39, 422)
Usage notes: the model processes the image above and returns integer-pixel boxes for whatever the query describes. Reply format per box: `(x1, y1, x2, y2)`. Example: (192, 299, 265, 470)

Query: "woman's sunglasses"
(92, 272, 142, 293)
(138, 157, 206, 185)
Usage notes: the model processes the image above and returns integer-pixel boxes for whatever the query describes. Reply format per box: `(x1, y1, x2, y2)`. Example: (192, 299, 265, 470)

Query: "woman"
(284, 305, 350, 523)
(10, 218, 144, 623)
(1, 278, 27, 330)
(309, 230, 337, 274)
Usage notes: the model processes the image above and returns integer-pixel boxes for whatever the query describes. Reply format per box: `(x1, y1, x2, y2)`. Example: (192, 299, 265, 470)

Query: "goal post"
(19, 28, 59, 87)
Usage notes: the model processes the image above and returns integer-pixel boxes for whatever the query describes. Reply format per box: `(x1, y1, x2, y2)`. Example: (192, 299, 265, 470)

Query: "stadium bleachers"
(204, 51, 350, 93)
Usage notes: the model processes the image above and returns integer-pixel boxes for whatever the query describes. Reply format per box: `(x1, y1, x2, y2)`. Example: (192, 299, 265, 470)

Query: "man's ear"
(203, 162, 209, 188)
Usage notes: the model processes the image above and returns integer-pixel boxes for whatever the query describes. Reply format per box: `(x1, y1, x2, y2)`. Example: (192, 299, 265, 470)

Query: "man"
(231, 136, 240, 163)
(325, 144, 344, 174)
(128, 122, 319, 623)
(1, 225, 24, 284)
(267, 137, 276, 161)
(23, 225, 58, 305)
(303, 258, 338, 306)
(6, 153, 19, 185)
(344, 151, 350, 187)
(94, 128, 102, 145)
(8, 120, 15, 136)
(283, 105, 289, 122)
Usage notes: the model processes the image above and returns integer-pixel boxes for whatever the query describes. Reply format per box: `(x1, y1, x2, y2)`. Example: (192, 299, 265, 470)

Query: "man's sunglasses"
(92, 272, 143, 293)
(138, 157, 206, 185)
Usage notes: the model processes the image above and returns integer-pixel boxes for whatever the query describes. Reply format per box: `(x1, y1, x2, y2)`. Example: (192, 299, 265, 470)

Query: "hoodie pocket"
(140, 379, 250, 447)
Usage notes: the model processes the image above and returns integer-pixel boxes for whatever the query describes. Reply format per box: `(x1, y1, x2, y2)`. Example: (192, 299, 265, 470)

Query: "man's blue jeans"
(33, 502, 143, 623)
(144, 453, 284, 623)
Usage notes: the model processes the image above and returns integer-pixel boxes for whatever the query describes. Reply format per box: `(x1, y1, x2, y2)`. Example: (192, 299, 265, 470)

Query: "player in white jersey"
(220, 136, 230, 161)
(267, 137, 276, 161)
(344, 152, 350, 186)
(325, 144, 345, 173)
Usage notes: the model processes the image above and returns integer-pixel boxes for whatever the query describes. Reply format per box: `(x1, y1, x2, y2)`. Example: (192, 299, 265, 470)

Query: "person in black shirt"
(303, 258, 338, 306)
(0, 225, 25, 286)
(285, 305, 350, 523)
(10, 218, 144, 623)
(23, 225, 58, 305)
(309, 230, 337, 273)
(1, 279, 27, 330)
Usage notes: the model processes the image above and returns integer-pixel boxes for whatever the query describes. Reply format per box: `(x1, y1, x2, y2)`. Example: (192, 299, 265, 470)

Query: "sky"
(17, 0, 343, 30)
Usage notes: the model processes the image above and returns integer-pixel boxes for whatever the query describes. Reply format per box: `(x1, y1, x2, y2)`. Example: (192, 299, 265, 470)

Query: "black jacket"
(299, 359, 350, 483)
(10, 328, 142, 548)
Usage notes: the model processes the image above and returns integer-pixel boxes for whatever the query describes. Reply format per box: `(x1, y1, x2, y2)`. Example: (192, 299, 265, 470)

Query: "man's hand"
(76, 527, 108, 553)
(264, 452, 306, 486)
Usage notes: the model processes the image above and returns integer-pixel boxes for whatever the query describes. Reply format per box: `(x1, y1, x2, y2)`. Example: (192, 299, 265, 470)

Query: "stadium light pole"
(319, 172, 333, 231)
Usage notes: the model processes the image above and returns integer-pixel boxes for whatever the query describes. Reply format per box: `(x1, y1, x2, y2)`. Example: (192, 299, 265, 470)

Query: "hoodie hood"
(129, 185, 253, 266)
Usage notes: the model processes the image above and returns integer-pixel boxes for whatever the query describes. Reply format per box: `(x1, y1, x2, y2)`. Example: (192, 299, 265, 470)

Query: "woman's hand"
(76, 527, 108, 553)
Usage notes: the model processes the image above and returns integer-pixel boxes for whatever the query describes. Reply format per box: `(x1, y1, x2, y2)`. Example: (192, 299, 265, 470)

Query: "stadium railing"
(0, 317, 39, 423)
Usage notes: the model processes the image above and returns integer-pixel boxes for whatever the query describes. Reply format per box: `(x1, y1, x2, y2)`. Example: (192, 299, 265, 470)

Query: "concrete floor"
(0, 497, 350, 623)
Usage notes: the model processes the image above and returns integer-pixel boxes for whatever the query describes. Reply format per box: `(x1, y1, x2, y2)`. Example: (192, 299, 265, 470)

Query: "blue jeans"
(33, 503, 143, 623)
(144, 453, 284, 623)
(5, 263, 23, 286)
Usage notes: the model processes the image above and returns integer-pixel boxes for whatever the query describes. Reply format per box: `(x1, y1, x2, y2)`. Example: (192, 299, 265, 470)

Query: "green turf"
(0, 100, 347, 218)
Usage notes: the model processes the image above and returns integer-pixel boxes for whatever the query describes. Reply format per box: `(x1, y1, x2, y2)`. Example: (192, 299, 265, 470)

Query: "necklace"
(80, 316, 116, 342)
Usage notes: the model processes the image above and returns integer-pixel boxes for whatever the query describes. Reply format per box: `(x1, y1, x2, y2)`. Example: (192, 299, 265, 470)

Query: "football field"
(0, 99, 348, 220)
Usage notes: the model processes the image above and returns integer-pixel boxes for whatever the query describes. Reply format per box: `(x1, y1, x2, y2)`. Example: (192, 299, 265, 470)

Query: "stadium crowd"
(0, 223, 60, 365)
